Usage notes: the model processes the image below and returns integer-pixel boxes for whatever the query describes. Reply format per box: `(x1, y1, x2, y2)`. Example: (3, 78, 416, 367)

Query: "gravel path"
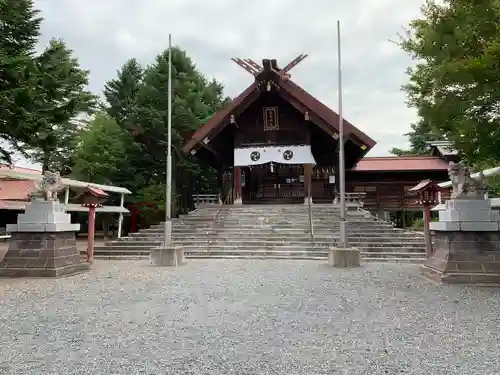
(1, 260, 500, 374)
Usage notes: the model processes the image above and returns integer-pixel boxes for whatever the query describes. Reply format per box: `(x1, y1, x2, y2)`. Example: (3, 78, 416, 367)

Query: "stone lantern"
(77, 186, 108, 262)
(409, 179, 445, 257)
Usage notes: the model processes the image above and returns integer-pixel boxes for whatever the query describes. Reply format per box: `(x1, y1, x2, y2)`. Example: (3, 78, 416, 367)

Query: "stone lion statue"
(29, 171, 66, 201)
(448, 161, 485, 199)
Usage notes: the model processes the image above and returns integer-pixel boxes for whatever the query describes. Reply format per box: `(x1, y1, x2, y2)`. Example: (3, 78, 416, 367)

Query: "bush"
(410, 218, 425, 230)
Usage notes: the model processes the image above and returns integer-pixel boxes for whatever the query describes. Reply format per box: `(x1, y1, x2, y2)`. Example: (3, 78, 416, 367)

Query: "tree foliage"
(28, 39, 97, 172)
(72, 113, 129, 185)
(400, 0, 500, 164)
(100, 47, 226, 201)
(72, 46, 227, 216)
(0, 0, 42, 162)
(0, 0, 96, 169)
(103, 58, 143, 129)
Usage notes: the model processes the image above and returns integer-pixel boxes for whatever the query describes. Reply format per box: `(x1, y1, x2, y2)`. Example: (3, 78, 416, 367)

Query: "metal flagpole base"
(149, 220, 185, 267)
(328, 247, 361, 267)
(150, 246, 185, 266)
(339, 220, 348, 248)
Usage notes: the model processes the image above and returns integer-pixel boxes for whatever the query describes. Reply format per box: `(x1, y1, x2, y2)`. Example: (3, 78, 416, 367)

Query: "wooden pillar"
(234, 166, 242, 204)
(64, 186, 70, 204)
(87, 206, 96, 263)
(423, 204, 432, 257)
(217, 169, 223, 204)
(334, 143, 340, 203)
(117, 193, 124, 238)
(303, 164, 313, 205)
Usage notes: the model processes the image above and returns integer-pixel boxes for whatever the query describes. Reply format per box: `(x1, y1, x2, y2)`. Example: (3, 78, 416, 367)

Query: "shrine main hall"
(182, 56, 453, 219)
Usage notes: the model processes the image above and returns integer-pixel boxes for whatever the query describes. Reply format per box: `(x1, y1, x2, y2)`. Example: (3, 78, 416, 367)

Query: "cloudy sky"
(19, 0, 426, 167)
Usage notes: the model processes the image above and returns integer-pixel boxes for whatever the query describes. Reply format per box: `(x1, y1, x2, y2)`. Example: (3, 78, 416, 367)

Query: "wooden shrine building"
(182, 56, 452, 220)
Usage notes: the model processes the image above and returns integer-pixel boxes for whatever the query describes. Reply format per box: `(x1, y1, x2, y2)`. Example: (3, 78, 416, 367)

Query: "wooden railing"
(193, 194, 220, 207)
(334, 192, 367, 207)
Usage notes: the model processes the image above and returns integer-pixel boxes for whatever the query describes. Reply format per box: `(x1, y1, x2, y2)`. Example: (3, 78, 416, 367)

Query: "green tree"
(389, 121, 444, 156)
(400, 0, 500, 164)
(27, 39, 97, 172)
(389, 147, 415, 156)
(132, 47, 226, 188)
(103, 58, 143, 129)
(72, 113, 128, 184)
(94, 46, 227, 217)
(0, 0, 42, 162)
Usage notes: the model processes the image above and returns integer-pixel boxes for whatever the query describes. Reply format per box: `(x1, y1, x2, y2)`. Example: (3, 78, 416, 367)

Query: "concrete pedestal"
(0, 200, 88, 278)
(150, 246, 185, 266)
(422, 231, 500, 284)
(423, 199, 500, 284)
(328, 247, 361, 268)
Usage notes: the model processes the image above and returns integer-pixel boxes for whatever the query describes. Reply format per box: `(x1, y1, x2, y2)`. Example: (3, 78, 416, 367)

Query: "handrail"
(207, 187, 233, 253)
(307, 184, 314, 239)
(334, 192, 366, 207)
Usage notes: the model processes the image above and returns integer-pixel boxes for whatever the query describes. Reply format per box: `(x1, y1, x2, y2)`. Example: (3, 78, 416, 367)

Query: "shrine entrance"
(243, 163, 304, 203)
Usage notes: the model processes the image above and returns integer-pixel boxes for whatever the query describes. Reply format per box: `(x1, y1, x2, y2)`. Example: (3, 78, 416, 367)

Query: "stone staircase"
(92, 204, 426, 262)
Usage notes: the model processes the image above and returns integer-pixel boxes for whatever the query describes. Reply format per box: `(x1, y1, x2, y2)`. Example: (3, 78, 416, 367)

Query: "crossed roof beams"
(230, 54, 308, 79)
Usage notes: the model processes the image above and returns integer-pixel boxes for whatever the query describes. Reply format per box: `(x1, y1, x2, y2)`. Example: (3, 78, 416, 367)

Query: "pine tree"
(0, 0, 42, 162)
(28, 39, 97, 172)
(103, 58, 143, 130)
(0, 0, 41, 55)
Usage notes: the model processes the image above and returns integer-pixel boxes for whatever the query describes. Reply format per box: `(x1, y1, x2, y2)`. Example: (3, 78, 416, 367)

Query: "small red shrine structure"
(409, 180, 446, 257)
(77, 186, 109, 262)
(129, 202, 161, 233)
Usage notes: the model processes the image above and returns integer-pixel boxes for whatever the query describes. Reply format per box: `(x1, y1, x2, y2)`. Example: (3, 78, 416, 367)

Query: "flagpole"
(337, 20, 348, 248)
(164, 34, 173, 248)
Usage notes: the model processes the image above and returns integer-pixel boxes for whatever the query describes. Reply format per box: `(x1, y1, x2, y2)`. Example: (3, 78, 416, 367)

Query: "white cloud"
(31, 0, 426, 160)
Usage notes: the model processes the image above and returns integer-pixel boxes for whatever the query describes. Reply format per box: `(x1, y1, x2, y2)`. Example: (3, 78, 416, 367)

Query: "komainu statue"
(448, 161, 486, 199)
(28, 171, 66, 201)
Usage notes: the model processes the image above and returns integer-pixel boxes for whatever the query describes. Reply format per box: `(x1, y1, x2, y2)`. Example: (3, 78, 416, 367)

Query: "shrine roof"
(0, 179, 36, 201)
(182, 58, 376, 154)
(352, 156, 450, 172)
(0, 165, 132, 195)
(85, 186, 109, 197)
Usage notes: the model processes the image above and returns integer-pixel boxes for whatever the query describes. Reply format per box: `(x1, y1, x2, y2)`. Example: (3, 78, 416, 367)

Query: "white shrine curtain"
(234, 145, 316, 166)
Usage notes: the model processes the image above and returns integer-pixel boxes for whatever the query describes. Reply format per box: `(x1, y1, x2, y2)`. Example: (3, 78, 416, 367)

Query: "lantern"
(409, 180, 446, 257)
(76, 186, 109, 262)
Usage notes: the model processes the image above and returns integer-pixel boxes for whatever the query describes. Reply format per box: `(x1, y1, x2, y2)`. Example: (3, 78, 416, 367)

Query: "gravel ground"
(1, 260, 500, 375)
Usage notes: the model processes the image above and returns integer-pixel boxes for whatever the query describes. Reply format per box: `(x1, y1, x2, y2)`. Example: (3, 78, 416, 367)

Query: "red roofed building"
(182, 56, 452, 225)
(351, 156, 450, 172)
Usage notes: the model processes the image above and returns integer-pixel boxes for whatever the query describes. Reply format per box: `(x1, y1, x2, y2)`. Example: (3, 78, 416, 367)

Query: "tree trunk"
(42, 149, 50, 173)
(102, 214, 110, 238)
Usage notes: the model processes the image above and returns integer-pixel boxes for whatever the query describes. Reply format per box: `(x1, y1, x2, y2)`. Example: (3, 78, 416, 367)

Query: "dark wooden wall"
(234, 92, 309, 147)
(309, 170, 451, 211)
(347, 171, 450, 211)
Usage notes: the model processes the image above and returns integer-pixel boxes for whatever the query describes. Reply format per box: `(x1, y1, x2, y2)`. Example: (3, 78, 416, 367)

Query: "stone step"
(141, 225, 397, 233)
(88, 251, 425, 263)
(133, 232, 405, 238)
(93, 245, 425, 254)
(150, 219, 391, 225)
(113, 237, 424, 244)
(103, 242, 425, 250)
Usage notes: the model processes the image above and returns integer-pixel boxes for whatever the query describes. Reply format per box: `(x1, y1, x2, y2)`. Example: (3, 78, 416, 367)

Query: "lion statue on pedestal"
(28, 171, 66, 201)
(448, 161, 485, 200)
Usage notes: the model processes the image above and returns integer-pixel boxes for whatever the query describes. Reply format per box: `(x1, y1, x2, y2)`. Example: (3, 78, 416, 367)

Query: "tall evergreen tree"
(28, 39, 97, 172)
(133, 47, 226, 188)
(0, 0, 42, 162)
(0, 0, 41, 55)
(103, 58, 143, 129)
